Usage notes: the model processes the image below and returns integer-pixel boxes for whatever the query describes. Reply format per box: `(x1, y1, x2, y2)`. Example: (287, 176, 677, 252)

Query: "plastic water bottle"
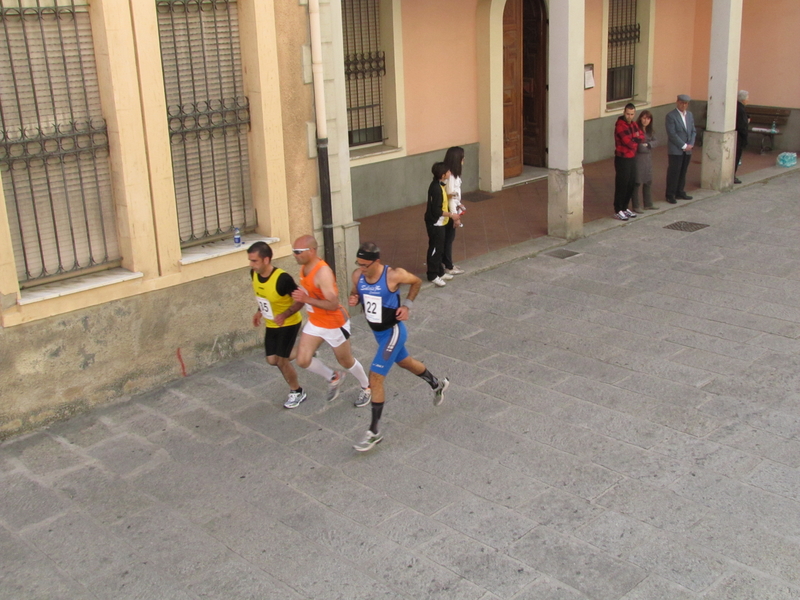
(233, 227, 241, 247)
(771, 120, 777, 134)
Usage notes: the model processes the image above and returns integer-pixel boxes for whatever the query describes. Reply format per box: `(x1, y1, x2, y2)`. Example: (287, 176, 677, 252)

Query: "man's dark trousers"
(425, 223, 446, 281)
(614, 156, 636, 213)
(666, 153, 691, 199)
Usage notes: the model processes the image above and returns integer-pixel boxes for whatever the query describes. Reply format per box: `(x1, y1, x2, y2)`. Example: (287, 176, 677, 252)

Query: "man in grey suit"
(664, 94, 696, 203)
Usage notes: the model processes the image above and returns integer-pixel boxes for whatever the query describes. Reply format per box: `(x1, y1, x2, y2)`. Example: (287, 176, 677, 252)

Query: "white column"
(547, 0, 584, 240)
(701, 0, 743, 191)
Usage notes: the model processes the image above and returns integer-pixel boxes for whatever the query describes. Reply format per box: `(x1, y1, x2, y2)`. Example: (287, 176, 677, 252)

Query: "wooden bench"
(747, 105, 791, 153)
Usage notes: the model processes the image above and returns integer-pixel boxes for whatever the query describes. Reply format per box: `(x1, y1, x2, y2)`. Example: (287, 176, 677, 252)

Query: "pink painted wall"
(651, 0, 700, 105)
(689, 0, 712, 101)
(739, 0, 800, 108)
(402, 0, 480, 155)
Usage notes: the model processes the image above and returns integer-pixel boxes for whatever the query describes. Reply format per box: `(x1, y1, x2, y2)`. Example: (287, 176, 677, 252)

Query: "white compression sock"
(306, 357, 335, 381)
(348, 360, 370, 389)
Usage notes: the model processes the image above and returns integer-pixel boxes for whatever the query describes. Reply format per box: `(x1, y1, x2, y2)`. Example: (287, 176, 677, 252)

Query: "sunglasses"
(292, 248, 309, 255)
(355, 260, 375, 269)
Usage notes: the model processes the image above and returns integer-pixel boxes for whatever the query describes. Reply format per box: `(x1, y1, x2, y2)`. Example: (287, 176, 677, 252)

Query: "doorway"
(503, 0, 547, 179)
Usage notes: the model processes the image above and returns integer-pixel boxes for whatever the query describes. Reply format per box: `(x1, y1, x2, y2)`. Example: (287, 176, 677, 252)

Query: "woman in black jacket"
(424, 162, 458, 287)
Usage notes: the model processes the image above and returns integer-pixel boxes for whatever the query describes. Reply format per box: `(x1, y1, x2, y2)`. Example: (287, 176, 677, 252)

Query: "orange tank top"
(299, 260, 347, 328)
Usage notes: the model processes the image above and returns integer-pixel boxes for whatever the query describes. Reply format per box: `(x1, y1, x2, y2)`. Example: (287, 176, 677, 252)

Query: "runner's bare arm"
(308, 264, 342, 311)
(387, 267, 422, 321)
(274, 301, 303, 326)
(348, 269, 361, 307)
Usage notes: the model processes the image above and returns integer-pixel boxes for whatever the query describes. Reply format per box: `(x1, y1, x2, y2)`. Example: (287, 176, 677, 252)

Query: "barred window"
(0, 0, 119, 287)
(342, 0, 386, 147)
(607, 0, 640, 102)
(156, 0, 253, 246)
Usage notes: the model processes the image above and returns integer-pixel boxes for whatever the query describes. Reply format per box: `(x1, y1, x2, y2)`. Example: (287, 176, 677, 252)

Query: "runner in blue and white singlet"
(356, 261, 408, 374)
(348, 242, 450, 452)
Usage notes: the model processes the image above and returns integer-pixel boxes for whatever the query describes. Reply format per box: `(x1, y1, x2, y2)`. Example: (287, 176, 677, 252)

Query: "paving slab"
(3, 170, 800, 599)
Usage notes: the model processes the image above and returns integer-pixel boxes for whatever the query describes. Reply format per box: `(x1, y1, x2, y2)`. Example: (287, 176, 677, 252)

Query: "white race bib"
(256, 297, 274, 320)
(363, 293, 382, 324)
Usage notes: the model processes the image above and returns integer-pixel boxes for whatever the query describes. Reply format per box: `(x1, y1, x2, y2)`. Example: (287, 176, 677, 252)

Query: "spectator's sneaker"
(284, 389, 307, 409)
(446, 266, 465, 275)
(431, 277, 447, 287)
(615, 211, 629, 221)
(625, 209, 638, 218)
(355, 387, 372, 408)
(433, 377, 450, 406)
(326, 371, 346, 402)
(441, 273, 454, 281)
(353, 430, 383, 452)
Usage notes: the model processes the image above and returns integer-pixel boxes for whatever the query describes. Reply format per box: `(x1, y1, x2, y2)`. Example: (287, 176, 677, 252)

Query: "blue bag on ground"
(777, 152, 797, 167)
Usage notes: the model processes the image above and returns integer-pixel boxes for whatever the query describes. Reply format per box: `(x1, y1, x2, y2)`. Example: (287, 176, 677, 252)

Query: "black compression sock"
(418, 368, 439, 390)
(369, 402, 384, 433)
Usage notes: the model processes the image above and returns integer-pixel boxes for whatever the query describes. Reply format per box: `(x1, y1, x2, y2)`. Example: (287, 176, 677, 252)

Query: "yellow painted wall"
(402, 0, 480, 155)
(0, 0, 316, 438)
(272, 0, 317, 240)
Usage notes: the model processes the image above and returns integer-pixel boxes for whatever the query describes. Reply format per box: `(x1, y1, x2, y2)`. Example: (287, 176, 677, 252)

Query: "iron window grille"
(0, 0, 119, 287)
(156, 0, 253, 246)
(607, 0, 640, 102)
(342, 0, 386, 147)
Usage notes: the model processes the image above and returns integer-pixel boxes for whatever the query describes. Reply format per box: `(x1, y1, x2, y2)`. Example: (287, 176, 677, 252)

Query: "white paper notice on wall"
(584, 65, 595, 90)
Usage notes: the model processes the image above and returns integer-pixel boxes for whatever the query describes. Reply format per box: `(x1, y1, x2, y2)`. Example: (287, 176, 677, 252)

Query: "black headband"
(357, 248, 380, 261)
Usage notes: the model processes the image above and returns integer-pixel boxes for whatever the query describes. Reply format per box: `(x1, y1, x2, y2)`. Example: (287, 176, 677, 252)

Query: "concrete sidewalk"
(3, 169, 800, 599)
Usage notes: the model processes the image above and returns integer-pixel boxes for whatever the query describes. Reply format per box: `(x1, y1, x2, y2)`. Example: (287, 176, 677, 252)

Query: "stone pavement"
(2, 169, 800, 599)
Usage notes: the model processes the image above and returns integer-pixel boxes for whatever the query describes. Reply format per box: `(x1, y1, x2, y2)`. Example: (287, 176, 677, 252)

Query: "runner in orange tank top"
(291, 235, 372, 406)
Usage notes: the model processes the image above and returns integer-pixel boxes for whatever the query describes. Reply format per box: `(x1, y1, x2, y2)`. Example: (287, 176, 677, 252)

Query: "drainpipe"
(308, 0, 335, 273)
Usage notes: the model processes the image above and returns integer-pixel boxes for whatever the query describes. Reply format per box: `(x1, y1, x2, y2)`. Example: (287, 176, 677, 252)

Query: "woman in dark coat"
(632, 110, 658, 211)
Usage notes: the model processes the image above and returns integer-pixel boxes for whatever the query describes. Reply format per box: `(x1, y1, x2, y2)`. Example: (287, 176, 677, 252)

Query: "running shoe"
(441, 273, 454, 281)
(433, 377, 450, 406)
(355, 387, 372, 408)
(326, 371, 346, 402)
(284, 389, 307, 409)
(353, 430, 383, 452)
(625, 209, 638, 218)
(431, 276, 447, 287)
(446, 266, 465, 275)
(615, 211, 629, 221)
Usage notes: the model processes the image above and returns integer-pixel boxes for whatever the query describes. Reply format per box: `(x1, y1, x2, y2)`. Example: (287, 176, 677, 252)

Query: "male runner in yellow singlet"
(248, 241, 306, 408)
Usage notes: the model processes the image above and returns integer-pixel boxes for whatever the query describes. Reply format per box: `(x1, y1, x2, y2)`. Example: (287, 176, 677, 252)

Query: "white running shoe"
(433, 377, 450, 406)
(353, 430, 383, 452)
(615, 211, 629, 221)
(284, 389, 307, 409)
(355, 387, 372, 408)
(446, 266, 465, 275)
(625, 209, 638, 218)
(431, 276, 447, 287)
(441, 273, 454, 281)
(326, 371, 346, 402)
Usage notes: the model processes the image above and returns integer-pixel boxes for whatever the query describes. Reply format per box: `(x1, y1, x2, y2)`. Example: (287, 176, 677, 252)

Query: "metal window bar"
(607, 0, 639, 102)
(156, 0, 252, 246)
(342, 0, 385, 147)
(0, 0, 119, 287)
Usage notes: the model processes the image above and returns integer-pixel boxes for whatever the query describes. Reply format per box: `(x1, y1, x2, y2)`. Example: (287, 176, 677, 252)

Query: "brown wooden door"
(503, 0, 523, 179)
(523, 0, 547, 167)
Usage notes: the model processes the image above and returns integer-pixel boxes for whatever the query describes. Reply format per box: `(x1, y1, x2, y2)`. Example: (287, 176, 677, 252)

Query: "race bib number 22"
(363, 293, 382, 324)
